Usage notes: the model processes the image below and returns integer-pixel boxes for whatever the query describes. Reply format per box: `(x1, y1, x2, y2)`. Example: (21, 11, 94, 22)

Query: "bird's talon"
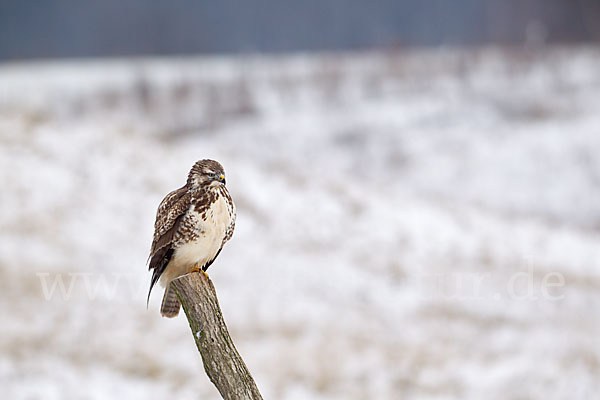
(191, 265, 202, 273)
(190, 265, 209, 279)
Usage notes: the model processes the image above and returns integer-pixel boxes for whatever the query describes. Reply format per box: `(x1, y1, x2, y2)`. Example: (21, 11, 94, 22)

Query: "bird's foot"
(191, 264, 209, 278)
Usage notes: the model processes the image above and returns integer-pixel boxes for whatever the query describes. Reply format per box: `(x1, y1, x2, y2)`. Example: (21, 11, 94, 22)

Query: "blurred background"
(1, 1, 600, 399)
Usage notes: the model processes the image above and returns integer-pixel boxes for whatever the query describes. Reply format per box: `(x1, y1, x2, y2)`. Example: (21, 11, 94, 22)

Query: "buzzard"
(147, 159, 236, 317)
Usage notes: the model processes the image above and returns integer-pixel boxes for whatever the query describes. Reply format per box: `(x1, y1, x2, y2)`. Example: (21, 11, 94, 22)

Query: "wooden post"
(171, 272, 263, 400)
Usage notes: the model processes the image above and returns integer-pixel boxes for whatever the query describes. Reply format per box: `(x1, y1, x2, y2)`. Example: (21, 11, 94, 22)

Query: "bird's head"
(187, 159, 227, 188)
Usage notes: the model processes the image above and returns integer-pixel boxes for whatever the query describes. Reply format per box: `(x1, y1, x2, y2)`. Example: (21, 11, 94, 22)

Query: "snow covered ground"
(1, 47, 599, 399)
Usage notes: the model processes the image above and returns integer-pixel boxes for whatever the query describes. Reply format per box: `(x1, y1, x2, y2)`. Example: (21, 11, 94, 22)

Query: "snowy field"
(1, 47, 599, 399)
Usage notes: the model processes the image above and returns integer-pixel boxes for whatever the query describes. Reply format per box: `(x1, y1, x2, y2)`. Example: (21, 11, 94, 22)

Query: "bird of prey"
(147, 159, 236, 317)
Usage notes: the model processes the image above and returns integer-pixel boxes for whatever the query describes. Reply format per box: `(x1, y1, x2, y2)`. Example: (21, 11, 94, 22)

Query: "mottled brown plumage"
(147, 159, 236, 317)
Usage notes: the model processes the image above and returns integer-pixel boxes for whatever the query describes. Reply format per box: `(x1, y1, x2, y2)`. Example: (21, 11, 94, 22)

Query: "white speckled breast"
(160, 191, 234, 285)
